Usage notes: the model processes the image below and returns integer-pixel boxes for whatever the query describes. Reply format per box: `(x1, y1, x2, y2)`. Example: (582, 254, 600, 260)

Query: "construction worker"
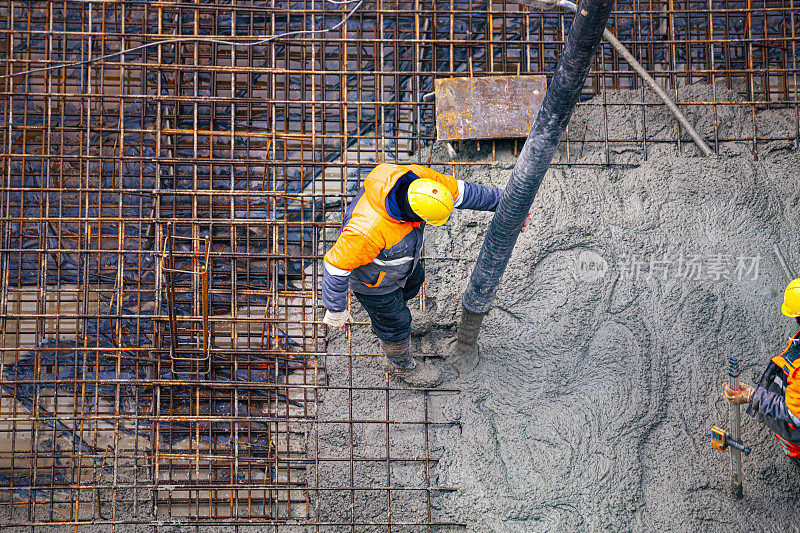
(721, 278, 800, 464)
(321, 163, 505, 387)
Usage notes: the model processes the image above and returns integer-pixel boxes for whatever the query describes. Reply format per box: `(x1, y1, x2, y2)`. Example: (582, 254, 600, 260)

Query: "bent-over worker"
(321, 163, 505, 387)
(722, 278, 800, 464)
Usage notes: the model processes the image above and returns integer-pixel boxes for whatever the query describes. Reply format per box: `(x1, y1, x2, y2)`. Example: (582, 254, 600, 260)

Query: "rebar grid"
(0, 0, 798, 530)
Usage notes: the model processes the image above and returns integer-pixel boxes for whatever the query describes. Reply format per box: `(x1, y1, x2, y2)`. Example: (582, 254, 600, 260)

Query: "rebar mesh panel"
(1, 0, 799, 530)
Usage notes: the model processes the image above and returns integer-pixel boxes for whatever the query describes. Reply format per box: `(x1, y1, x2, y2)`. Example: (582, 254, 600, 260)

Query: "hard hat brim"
(782, 300, 800, 317)
(426, 215, 450, 227)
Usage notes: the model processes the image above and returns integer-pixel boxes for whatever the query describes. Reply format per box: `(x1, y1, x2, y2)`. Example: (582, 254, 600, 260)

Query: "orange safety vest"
(770, 329, 800, 417)
(755, 328, 800, 456)
(323, 164, 458, 295)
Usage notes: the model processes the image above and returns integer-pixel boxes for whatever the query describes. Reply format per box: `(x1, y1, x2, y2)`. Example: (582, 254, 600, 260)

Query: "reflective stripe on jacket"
(321, 163, 503, 311)
(747, 328, 800, 447)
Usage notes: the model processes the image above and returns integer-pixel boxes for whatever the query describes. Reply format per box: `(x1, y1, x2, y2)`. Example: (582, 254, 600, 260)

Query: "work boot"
(379, 338, 443, 388)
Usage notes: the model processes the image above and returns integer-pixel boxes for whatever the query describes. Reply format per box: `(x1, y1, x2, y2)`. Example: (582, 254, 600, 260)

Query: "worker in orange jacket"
(722, 278, 800, 464)
(321, 163, 505, 387)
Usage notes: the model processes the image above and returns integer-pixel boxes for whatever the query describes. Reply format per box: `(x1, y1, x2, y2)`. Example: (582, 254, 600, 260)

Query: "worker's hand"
(520, 213, 530, 233)
(721, 381, 755, 405)
(323, 309, 353, 330)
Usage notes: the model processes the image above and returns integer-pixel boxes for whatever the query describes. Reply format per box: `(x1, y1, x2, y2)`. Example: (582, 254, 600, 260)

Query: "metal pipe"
(517, 0, 715, 157)
(166, 222, 179, 360)
(774, 243, 797, 281)
(728, 355, 743, 499)
(456, 0, 615, 352)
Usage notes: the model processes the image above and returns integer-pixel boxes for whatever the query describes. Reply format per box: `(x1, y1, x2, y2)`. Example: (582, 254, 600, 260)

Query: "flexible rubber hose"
(460, 0, 614, 325)
(455, 307, 486, 350)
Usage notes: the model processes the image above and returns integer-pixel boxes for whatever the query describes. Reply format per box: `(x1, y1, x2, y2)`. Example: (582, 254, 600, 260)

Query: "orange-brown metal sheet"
(434, 75, 547, 140)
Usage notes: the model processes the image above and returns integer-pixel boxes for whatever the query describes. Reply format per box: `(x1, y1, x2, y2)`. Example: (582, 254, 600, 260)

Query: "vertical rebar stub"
(159, 222, 212, 377)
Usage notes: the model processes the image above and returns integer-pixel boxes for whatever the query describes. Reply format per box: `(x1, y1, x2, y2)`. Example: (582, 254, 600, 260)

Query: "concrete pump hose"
(462, 0, 615, 318)
(519, 0, 715, 156)
(455, 307, 486, 349)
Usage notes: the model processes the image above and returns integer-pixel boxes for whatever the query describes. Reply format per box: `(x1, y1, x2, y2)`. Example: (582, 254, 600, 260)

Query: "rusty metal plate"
(434, 75, 547, 140)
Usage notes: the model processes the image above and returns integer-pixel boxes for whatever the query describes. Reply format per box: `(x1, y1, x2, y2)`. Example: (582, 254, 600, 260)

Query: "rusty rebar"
(0, 0, 798, 529)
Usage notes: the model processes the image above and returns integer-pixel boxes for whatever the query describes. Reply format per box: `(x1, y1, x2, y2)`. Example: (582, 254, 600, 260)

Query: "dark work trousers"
(353, 261, 424, 343)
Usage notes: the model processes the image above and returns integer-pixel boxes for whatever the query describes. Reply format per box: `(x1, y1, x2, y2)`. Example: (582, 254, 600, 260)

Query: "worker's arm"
(747, 386, 800, 426)
(453, 180, 504, 212)
(322, 226, 383, 312)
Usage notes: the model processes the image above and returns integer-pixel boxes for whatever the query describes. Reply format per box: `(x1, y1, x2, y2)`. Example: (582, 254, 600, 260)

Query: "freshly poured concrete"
(314, 85, 800, 531)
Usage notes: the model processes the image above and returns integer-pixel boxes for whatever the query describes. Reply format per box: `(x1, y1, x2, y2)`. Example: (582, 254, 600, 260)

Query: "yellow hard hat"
(407, 178, 454, 226)
(782, 278, 800, 317)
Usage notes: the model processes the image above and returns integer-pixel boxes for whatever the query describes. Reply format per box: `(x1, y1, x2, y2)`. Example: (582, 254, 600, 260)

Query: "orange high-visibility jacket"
(748, 328, 800, 453)
(772, 333, 800, 416)
(321, 163, 503, 311)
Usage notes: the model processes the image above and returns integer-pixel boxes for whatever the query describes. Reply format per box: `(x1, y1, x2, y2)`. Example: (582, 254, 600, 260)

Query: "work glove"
(323, 309, 353, 330)
(721, 381, 755, 405)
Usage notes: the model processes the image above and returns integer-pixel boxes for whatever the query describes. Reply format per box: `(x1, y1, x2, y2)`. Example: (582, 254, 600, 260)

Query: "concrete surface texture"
(315, 84, 800, 531)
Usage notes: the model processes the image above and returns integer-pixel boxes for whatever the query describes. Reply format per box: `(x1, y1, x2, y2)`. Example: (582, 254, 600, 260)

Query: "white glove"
(323, 309, 353, 329)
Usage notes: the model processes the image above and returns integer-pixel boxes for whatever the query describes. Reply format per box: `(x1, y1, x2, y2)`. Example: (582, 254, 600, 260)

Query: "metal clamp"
(711, 426, 751, 456)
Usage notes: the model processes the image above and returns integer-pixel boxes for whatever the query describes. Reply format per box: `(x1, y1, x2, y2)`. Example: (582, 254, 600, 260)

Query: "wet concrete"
(315, 84, 800, 531)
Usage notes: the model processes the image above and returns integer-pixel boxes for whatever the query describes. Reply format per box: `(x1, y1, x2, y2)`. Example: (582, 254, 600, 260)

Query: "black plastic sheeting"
(0, 472, 73, 504)
(6, 0, 786, 289)
(1, 338, 305, 467)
